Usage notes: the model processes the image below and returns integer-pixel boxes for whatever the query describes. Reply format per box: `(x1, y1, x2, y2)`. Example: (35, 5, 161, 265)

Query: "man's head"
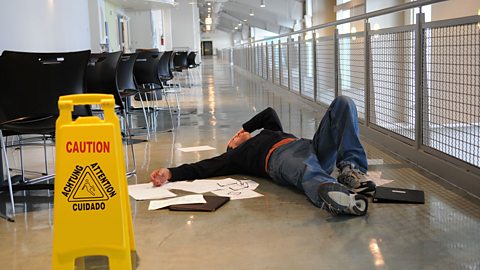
(227, 131, 252, 151)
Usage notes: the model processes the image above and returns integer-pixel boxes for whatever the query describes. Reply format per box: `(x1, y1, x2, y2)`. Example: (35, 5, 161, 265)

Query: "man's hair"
(226, 146, 233, 152)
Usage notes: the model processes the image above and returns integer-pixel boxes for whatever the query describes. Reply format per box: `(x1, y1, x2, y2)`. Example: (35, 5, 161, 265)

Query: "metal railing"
(221, 0, 480, 198)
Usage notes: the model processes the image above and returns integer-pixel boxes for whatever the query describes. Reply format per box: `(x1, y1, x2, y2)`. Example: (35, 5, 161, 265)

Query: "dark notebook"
(169, 195, 230, 212)
(373, 186, 425, 204)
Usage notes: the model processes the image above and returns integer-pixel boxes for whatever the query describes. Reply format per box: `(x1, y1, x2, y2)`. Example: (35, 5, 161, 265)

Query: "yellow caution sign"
(52, 94, 135, 269)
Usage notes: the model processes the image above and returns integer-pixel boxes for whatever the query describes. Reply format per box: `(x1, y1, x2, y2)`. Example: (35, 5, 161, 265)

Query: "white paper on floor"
(128, 183, 177, 200)
(366, 171, 394, 186)
(367, 159, 384, 165)
(177, 145, 216, 152)
(212, 188, 264, 200)
(165, 178, 262, 200)
(164, 178, 238, 193)
(148, 195, 206, 210)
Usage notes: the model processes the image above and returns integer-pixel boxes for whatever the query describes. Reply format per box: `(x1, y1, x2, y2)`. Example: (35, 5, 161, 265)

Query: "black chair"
(86, 52, 124, 108)
(0, 50, 91, 221)
(187, 51, 201, 86)
(173, 51, 192, 87)
(136, 48, 159, 53)
(117, 53, 150, 137)
(158, 51, 181, 112)
(133, 51, 164, 101)
(187, 51, 200, 68)
(85, 52, 138, 176)
(133, 51, 175, 130)
(173, 51, 189, 71)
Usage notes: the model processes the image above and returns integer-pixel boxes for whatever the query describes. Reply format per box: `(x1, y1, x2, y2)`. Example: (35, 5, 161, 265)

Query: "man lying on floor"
(151, 96, 375, 216)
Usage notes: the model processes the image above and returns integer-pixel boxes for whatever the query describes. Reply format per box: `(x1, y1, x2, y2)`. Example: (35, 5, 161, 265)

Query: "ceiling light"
(249, 9, 254, 16)
(206, 24, 211, 31)
(238, 23, 242, 26)
(243, 19, 247, 22)
(207, 2, 211, 5)
(234, 26, 238, 30)
(205, 17, 212, 25)
(260, 0, 265, 7)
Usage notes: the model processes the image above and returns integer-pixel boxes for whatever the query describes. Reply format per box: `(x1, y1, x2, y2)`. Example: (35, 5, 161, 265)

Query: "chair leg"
(0, 130, 16, 221)
(122, 110, 137, 177)
(136, 94, 150, 139)
(43, 135, 49, 176)
(18, 135, 26, 182)
(161, 90, 175, 131)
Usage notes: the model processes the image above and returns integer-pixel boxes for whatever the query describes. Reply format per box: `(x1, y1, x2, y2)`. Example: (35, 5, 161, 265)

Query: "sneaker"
(337, 164, 367, 189)
(353, 180, 376, 197)
(317, 182, 368, 216)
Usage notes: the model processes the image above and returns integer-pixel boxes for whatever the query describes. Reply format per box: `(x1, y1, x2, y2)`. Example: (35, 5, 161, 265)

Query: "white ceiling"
(106, 0, 304, 34)
(107, 0, 177, 10)
(199, 0, 305, 34)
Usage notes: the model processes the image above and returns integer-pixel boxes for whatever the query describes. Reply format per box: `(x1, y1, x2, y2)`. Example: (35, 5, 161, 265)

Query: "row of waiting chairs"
(0, 49, 198, 221)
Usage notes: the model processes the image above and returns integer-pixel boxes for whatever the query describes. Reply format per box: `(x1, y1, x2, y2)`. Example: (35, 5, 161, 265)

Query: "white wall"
(170, 0, 201, 51)
(126, 10, 154, 51)
(89, 0, 107, 53)
(201, 30, 233, 55)
(0, 0, 90, 52)
(367, 0, 404, 29)
(163, 9, 173, 51)
(432, 0, 480, 20)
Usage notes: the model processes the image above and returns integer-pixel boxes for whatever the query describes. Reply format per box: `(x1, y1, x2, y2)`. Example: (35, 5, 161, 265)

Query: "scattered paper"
(165, 178, 263, 200)
(368, 159, 384, 165)
(128, 183, 177, 201)
(212, 179, 260, 191)
(164, 178, 258, 194)
(177, 145, 216, 152)
(212, 188, 264, 200)
(164, 179, 231, 193)
(148, 195, 207, 211)
(366, 171, 394, 187)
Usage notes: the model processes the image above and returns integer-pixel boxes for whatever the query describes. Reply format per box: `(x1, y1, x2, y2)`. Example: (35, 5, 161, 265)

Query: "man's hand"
(150, 168, 172, 187)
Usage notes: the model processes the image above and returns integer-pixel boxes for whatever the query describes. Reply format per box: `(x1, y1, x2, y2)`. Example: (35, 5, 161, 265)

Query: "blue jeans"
(268, 96, 368, 207)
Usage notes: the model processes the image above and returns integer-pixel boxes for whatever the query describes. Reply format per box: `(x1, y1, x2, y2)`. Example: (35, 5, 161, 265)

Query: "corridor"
(1, 57, 479, 270)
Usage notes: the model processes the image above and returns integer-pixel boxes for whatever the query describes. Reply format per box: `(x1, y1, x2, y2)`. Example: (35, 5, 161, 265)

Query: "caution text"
(66, 141, 110, 153)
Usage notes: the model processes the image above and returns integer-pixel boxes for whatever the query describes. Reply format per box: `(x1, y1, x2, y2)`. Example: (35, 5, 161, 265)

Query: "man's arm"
(242, 107, 283, 132)
(151, 153, 237, 186)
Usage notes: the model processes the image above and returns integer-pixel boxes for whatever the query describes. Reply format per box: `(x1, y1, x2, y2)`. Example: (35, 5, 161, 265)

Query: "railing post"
(364, 20, 371, 126)
(312, 31, 318, 103)
(251, 44, 253, 73)
(265, 42, 268, 79)
(278, 39, 282, 86)
(271, 41, 275, 83)
(248, 45, 251, 72)
(298, 35, 302, 96)
(334, 29, 339, 98)
(287, 36, 291, 91)
(264, 41, 269, 81)
(253, 44, 256, 73)
(261, 43, 264, 78)
(415, 12, 426, 150)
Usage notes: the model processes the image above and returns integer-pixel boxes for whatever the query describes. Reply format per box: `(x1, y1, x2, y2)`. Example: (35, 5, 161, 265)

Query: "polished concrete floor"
(1, 57, 480, 270)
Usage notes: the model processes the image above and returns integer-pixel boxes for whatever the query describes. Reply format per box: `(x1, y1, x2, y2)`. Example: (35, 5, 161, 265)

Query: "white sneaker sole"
(318, 182, 351, 211)
(318, 182, 369, 215)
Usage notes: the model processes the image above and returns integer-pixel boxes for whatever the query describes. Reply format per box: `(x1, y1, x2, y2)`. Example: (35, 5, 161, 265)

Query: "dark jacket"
(169, 107, 297, 180)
